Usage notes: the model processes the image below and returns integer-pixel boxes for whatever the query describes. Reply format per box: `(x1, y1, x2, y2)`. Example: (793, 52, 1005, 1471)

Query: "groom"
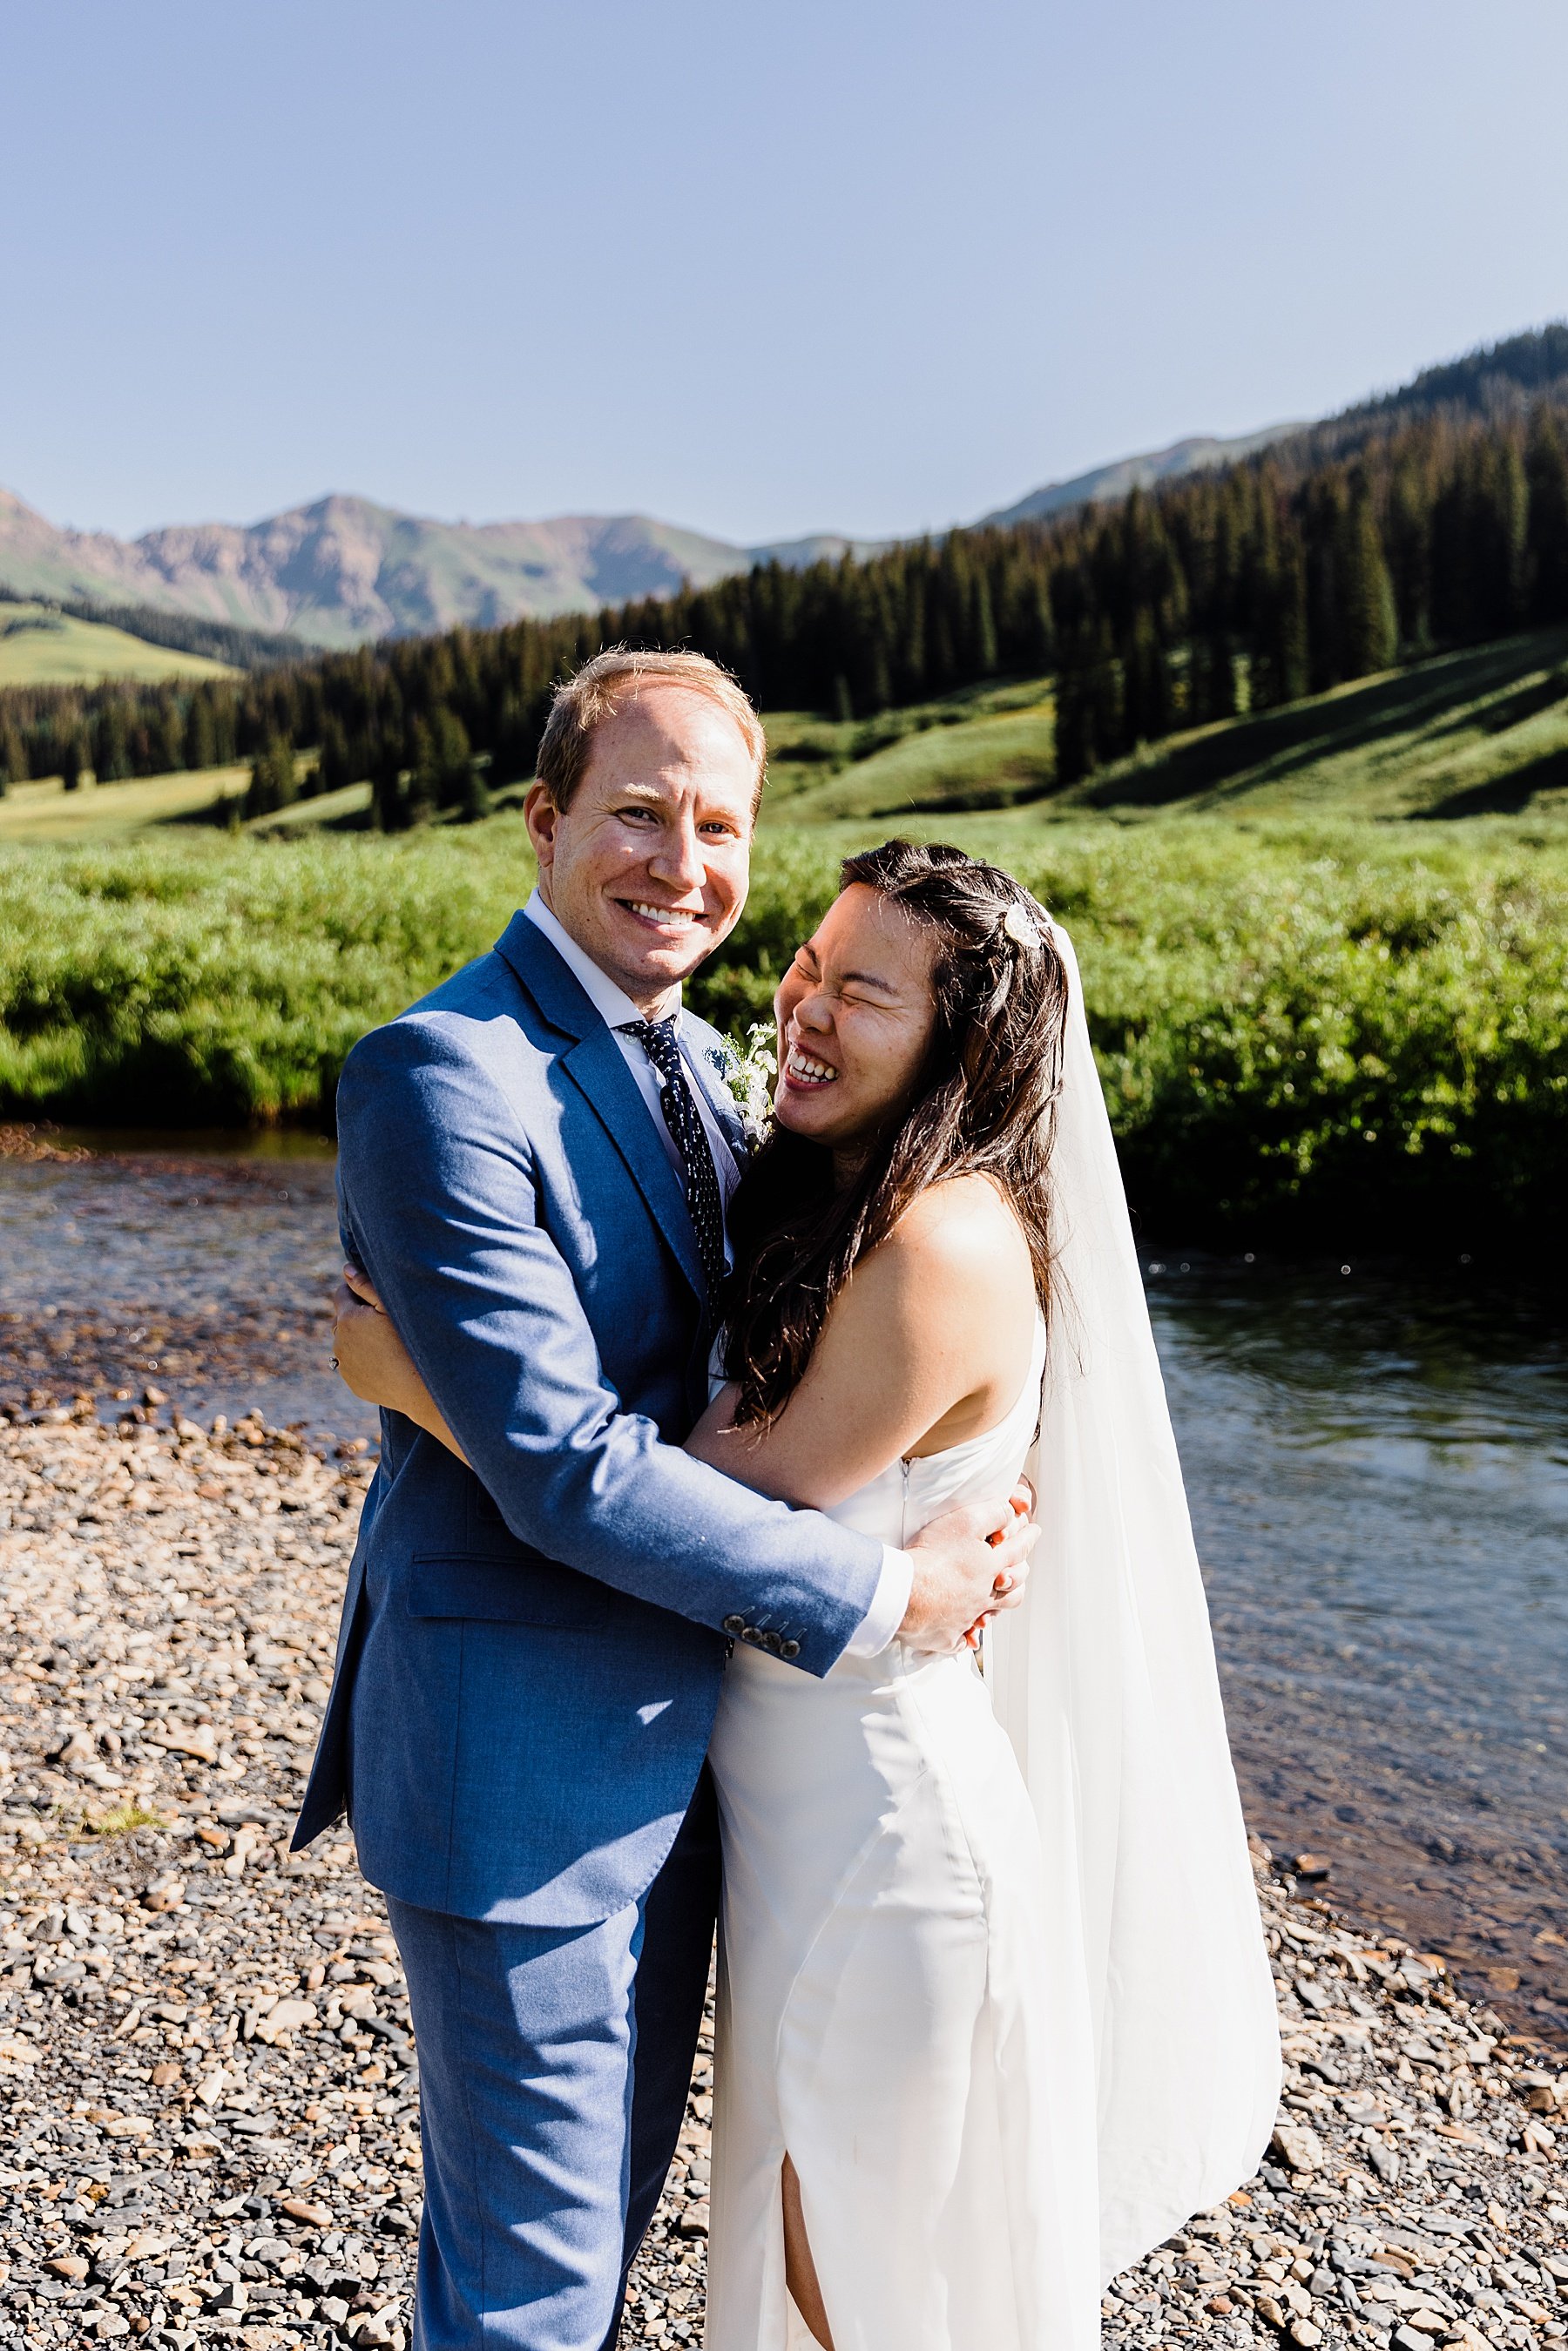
(294, 648, 1035, 2349)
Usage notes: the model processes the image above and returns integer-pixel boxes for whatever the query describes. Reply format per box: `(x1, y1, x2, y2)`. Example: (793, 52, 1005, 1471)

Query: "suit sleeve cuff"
(842, 1544, 913, 1659)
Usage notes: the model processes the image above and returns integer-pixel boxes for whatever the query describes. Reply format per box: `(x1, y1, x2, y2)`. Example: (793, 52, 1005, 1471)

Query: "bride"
(335, 838, 1279, 2349)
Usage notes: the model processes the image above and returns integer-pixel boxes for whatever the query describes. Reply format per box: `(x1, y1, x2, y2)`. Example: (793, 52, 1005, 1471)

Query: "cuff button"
(780, 1638, 801, 1660)
(721, 1615, 746, 1637)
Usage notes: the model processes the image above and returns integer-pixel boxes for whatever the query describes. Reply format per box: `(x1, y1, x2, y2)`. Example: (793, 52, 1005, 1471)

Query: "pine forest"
(3, 395, 1568, 824)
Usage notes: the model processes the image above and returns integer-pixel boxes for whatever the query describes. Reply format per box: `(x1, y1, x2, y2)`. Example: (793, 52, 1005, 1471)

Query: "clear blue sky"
(4, 0, 1567, 545)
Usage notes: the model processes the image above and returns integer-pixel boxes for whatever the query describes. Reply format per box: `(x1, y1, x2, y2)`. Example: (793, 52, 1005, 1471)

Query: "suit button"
(722, 1615, 746, 1637)
(780, 1638, 801, 1660)
(740, 1625, 763, 1646)
(761, 1630, 784, 1655)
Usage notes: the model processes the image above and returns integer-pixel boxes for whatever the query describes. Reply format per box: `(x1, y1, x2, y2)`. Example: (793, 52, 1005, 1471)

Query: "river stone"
(1269, 2123, 1323, 2174)
(2, 1409, 1565, 2349)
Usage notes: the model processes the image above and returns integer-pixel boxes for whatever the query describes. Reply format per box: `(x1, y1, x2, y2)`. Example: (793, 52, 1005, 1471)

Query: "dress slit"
(706, 1315, 1102, 2351)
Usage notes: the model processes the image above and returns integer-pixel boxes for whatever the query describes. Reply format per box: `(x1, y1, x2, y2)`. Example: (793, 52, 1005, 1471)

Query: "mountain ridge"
(5, 322, 1565, 650)
(976, 424, 1304, 528)
(0, 490, 862, 651)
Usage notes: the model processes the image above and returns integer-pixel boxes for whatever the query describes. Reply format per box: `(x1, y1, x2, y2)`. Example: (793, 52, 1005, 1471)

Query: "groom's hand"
(898, 1497, 1038, 1653)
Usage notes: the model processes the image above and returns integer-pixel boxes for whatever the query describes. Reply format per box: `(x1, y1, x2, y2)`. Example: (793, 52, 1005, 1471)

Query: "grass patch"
(0, 811, 1561, 1243)
(81, 1800, 167, 1837)
(0, 821, 537, 1125)
(0, 602, 236, 689)
(761, 679, 1056, 815)
(247, 780, 375, 834)
(0, 766, 250, 843)
(688, 814, 1568, 1243)
(3, 645, 1566, 1240)
(783, 699, 1056, 819)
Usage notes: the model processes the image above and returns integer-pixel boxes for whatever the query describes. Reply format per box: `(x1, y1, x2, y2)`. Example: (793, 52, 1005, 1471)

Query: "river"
(2, 1133, 1564, 2048)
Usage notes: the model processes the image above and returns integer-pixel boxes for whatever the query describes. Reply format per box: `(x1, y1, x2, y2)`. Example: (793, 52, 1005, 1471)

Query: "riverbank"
(0, 1406, 1563, 2350)
(3, 813, 1565, 1241)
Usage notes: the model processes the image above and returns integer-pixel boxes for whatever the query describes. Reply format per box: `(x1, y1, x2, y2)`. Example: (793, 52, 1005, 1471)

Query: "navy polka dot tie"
(624, 1017, 727, 1306)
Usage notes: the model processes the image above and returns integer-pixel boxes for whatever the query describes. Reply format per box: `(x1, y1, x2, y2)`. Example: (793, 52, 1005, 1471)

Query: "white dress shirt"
(521, 891, 912, 1658)
(523, 892, 743, 1246)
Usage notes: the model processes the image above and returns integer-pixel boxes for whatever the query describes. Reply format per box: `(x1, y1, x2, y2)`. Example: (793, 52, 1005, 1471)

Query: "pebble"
(1101, 1837, 1568, 2351)
(1, 1407, 1562, 2350)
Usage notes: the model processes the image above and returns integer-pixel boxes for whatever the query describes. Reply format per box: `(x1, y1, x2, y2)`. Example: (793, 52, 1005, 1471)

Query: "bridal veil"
(987, 919, 1281, 2285)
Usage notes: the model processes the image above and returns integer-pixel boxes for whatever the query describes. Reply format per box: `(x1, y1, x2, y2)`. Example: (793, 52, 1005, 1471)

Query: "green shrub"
(2, 813, 1563, 1241)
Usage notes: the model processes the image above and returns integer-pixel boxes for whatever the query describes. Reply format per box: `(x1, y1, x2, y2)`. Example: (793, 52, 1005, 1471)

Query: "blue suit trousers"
(388, 1773, 720, 2349)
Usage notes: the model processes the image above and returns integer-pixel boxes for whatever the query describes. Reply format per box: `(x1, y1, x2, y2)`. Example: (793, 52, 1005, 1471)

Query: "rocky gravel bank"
(0, 1408, 1562, 2350)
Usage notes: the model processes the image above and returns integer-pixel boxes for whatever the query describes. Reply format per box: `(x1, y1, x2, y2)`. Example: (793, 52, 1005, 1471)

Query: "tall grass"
(693, 817, 1568, 1240)
(0, 824, 535, 1124)
(3, 814, 1564, 1240)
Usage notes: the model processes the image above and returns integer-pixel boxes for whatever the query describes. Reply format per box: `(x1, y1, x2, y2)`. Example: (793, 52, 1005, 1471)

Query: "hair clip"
(1000, 903, 1035, 949)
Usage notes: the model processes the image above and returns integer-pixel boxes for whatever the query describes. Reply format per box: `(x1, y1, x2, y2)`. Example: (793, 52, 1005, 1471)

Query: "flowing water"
(3, 1139, 1565, 2045)
(1151, 1250, 1568, 2048)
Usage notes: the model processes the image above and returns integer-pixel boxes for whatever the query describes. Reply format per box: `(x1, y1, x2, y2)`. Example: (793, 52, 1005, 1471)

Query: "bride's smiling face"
(772, 884, 939, 1157)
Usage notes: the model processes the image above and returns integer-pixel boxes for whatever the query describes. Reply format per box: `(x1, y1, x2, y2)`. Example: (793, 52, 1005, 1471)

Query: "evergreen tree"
(428, 707, 474, 809)
(1051, 659, 1095, 784)
(152, 694, 186, 774)
(1249, 544, 1309, 711)
(1122, 611, 1173, 742)
(6, 388, 1568, 807)
(1335, 481, 1399, 679)
(185, 693, 218, 773)
(970, 574, 998, 676)
(92, 702, 133, 782)
(404, 720, 440, 827)
(318, 714, 354, 794)
(458, 765, 493, 822)
(1384, 457, 1435, 652)
(244, 735, 298, 819)
(1525, 408, 1568, 622)
(1052, 622, 1124, 780)
(1187, 631, 1239, 726)
(0, 719, 25, 790)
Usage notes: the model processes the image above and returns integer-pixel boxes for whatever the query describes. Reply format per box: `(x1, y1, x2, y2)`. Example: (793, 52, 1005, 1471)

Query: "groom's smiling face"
(525, 684, 756, 1017)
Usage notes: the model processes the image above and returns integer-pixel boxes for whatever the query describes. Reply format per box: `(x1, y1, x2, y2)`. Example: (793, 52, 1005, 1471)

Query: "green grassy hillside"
(3, 626, 1565, 853)
(6, 623, 1565, 844)
(0, 602, 236, 688)
(1063, 628, 1568, 821)
(762, 682, 1055, 820)
(0, 768, 249, 842)
(760, 631, 1568, 828)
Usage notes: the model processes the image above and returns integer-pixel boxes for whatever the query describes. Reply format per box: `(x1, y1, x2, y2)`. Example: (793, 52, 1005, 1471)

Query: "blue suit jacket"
(293, 911, 883, 1926)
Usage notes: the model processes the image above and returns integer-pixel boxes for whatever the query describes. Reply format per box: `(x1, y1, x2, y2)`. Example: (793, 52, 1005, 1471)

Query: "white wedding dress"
(702, 919, 1280, 2351)
(706, 1312, 1105, 2351)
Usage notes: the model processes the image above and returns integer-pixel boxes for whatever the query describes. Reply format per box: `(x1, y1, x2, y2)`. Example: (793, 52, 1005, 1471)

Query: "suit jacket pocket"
(405, 1551, 636, 1630)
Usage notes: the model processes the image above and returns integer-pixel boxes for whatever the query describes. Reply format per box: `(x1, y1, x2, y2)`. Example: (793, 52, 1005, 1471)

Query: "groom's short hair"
(536, 647, 767, 813)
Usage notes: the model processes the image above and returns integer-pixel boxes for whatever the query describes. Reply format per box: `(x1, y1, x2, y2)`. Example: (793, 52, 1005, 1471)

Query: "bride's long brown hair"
(721, 840, 1071, 1426)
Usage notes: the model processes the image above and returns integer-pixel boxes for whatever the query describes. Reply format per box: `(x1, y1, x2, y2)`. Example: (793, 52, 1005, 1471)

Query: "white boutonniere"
(712, 1023, 777, 1151)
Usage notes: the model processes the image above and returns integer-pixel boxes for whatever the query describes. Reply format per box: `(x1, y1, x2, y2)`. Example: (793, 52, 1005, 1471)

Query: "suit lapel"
(561, 1025, 708, 1303)
(494, 913, 708, 1306)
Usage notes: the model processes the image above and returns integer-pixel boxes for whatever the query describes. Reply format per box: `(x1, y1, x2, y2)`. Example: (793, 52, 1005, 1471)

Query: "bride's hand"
(962, 1483, 1033, 1649)
(332, 1263, 398, 1405)
(331, 1264, 470, 1464)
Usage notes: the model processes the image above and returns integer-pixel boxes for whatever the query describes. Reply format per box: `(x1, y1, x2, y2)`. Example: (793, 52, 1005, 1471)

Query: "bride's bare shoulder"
(872, 1174, 1031, 1296)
